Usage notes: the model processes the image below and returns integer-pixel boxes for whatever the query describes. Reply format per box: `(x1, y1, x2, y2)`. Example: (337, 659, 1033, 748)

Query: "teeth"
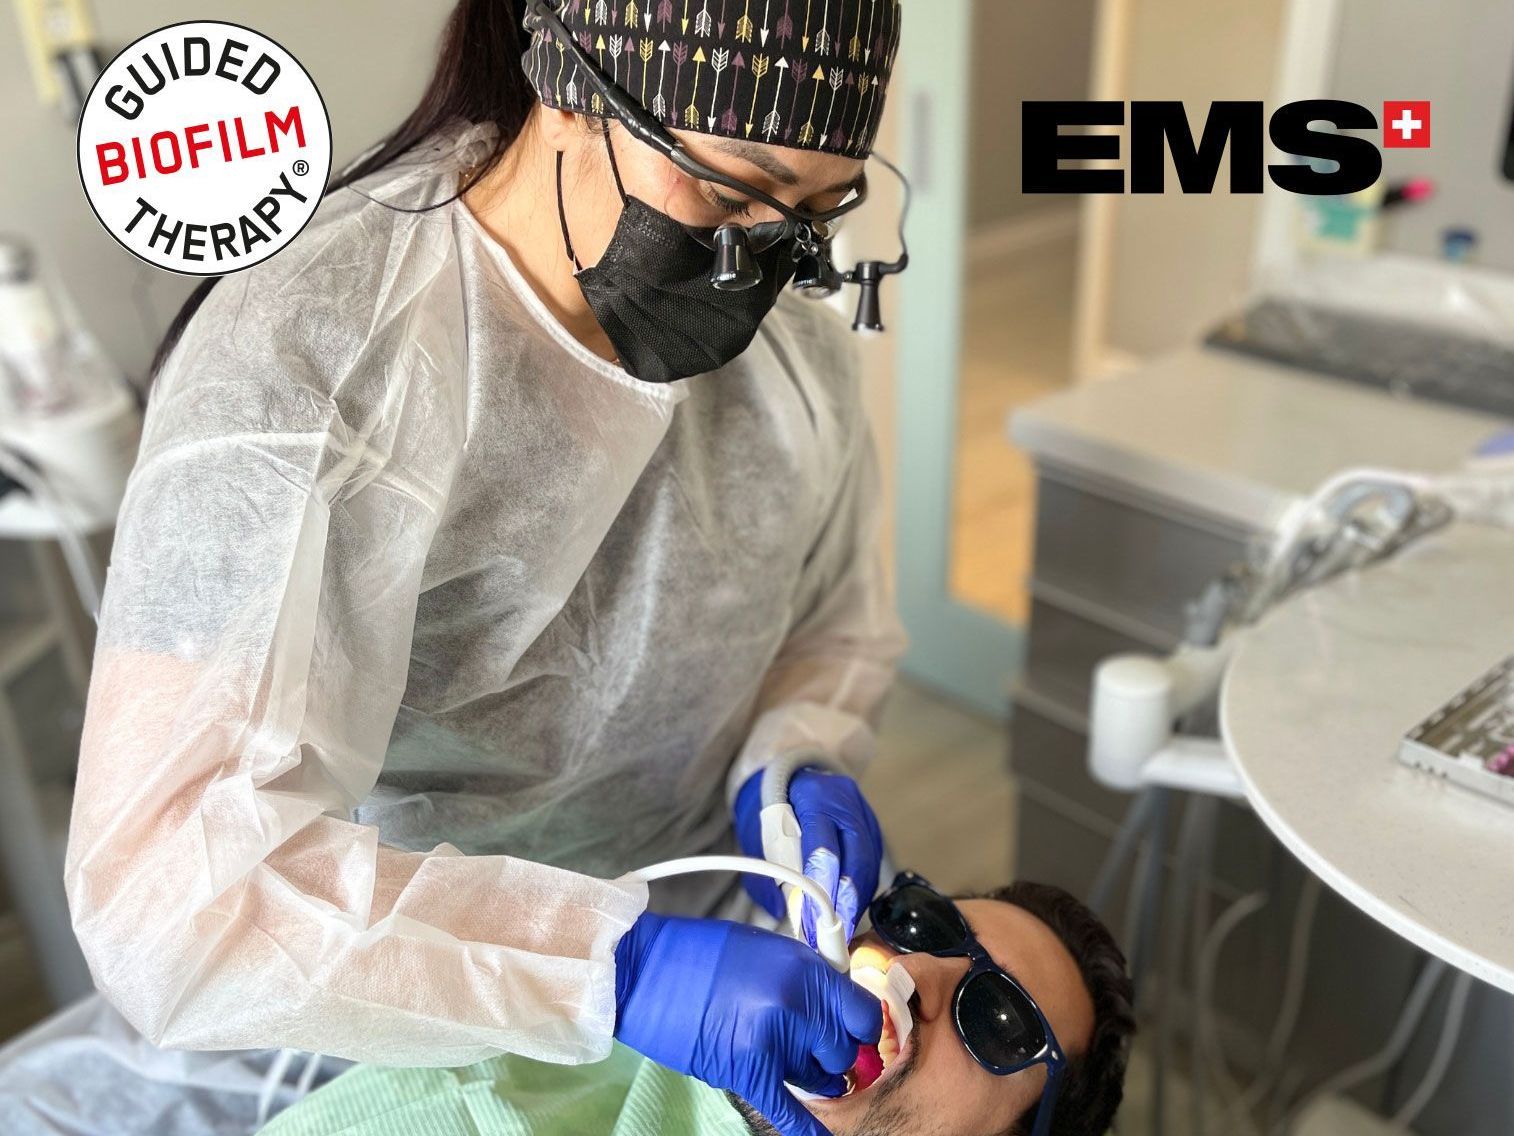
(850, 945, 892, 972)
(849, 957, 916, 1073)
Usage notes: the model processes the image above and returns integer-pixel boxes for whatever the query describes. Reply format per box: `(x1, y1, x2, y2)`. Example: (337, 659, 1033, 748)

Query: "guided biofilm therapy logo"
(77, 22, 332, 276)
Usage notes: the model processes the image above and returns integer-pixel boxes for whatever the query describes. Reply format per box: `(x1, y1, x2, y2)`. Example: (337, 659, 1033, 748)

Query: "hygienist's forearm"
(66, 648, 648, 1066)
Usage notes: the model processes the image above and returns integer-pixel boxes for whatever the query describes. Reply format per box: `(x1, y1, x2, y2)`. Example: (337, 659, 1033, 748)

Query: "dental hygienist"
(64, 2, 905, 1135)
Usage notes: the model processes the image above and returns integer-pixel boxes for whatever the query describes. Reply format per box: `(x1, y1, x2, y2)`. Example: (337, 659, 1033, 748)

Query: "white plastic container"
(0, 238, 124, 421)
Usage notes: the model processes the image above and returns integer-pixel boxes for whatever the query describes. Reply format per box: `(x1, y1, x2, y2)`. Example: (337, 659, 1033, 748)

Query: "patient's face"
(737, 898, 1096, 1136)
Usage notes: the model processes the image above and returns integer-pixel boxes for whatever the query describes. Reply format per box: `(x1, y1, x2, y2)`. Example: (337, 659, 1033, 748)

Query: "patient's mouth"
(846, 946, 916, 1095)
(850, 1042, 886, 1093)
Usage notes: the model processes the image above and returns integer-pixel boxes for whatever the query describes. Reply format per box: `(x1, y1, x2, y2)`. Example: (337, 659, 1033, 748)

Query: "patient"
(260, 880, 1134, 1136)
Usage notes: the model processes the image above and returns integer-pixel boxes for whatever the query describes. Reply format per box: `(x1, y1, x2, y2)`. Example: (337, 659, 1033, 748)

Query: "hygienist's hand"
(735, 766, 885, 946)
(614, 912, 881, 1136)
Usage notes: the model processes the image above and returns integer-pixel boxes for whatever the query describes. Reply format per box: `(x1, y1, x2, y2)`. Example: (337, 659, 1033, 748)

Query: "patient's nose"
(897, 952, 972, 1022)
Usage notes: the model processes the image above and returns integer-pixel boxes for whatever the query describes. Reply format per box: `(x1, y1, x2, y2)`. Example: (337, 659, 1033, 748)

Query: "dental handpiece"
(619, 854, 851, 972)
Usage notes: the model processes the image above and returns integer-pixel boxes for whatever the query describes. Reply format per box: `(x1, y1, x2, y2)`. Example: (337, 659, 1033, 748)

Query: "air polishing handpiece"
(619, 854, 851, 972)
(751, 756, 857, 973)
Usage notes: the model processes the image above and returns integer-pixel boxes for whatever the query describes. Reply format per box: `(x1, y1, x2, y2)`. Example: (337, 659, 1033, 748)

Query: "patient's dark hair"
(727, 882, 1132, 1136)
(979, 882, 1135, 1136)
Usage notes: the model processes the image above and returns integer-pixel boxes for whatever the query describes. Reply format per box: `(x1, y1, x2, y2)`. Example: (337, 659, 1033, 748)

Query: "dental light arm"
(620, 855, 851, 972)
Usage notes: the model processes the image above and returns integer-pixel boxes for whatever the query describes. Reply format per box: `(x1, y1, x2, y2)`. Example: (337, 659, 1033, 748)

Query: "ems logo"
(76, 21, 333, 276)
(1383, 101, 1431, 148)
(1023, 99, 1433, 196)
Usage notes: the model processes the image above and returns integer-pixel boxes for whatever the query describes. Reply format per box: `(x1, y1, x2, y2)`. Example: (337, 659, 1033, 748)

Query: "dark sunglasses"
(868, 873, 1067, 1136)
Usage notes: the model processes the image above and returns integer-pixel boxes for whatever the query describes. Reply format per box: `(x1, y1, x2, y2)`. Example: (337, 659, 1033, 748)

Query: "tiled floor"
(948, 233, 1080, 626)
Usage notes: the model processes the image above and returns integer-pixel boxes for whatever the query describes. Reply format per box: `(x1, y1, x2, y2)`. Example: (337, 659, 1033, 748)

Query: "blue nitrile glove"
(734, 765, 885, 947)
(614, 912, 881, 1136)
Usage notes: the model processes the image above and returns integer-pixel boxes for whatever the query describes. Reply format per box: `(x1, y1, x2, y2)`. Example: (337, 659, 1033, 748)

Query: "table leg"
(28, 540, 91, 698)
(1156, 793, 1208, 1136)
(1090, 789, 1160, 917)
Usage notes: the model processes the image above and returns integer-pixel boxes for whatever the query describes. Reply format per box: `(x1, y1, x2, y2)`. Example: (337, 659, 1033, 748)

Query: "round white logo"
(77, 21, 332, 276)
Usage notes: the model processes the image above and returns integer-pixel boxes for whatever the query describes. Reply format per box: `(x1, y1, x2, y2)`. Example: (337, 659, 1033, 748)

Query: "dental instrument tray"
(1208, 299, 1514, 420)
(1398, 655, 1514, 807)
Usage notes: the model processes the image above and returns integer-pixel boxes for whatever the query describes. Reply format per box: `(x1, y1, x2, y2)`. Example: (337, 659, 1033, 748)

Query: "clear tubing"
(1195, 889, 1270, 1122)
(1254, 468, 1436, 616)
(1391, 970, 1473, 1130)
(1276, 957, 1447, 1136)
(621, 854, 850, 972)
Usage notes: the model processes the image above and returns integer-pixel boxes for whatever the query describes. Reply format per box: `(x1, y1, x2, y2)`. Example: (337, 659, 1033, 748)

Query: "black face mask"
(556, 133, 798, 385)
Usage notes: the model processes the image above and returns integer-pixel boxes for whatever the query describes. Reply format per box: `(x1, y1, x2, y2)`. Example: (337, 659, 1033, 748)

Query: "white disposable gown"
(63, 123, 904, 1070)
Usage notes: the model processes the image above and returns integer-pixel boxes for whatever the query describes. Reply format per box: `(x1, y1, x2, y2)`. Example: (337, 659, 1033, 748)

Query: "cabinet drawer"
(1031, 471, 1252, 639)
(1022, 599, 1152, 717)
(1010, 704, 1128, 827)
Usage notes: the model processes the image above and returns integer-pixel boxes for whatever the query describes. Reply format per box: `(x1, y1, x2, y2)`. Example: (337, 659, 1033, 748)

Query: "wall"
(839, 83, 902, 564)
(1097, 0, 1514, 361)
(0, 1, 455, 384)
(966, 0, 1097, 230)
(1103, 0, 1290, 359)
(1330, 0, 1514, 273)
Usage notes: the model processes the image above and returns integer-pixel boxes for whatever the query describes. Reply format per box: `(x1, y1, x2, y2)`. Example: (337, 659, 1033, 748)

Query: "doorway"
(951, 0, 1096, 626)
(893, 0, 1098, 714)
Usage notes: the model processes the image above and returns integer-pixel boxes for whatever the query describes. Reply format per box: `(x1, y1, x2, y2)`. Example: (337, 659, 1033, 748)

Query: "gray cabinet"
(1009, 460, 1424, 1101)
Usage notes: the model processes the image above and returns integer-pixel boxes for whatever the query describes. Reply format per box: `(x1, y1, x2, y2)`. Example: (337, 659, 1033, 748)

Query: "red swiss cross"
(1383, 101, 1431, 148)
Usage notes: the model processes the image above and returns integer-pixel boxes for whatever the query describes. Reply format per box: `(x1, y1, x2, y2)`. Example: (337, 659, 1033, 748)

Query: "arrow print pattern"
(522, 0, 899, 156)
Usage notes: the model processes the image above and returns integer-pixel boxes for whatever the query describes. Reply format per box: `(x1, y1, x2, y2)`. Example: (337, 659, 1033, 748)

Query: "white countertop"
(1011, 347, 1510, 532)
(1221, 523, 1514, 993)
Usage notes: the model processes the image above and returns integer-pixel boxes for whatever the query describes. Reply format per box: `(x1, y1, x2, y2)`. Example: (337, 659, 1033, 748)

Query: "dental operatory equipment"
(0, 236, 141, 617)
(1091, 467, 1460, 800)
(1086, 458, 1514, 1136)
(0, 237, 127, 421)
(1094, 457, 1514, 795)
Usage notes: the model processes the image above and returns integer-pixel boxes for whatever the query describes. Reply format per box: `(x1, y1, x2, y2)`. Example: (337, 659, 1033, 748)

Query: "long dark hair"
(149, 0, 536, 379)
